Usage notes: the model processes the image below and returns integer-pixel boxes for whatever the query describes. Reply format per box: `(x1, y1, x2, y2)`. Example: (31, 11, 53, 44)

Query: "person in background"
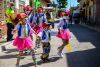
(69, 13, 73, 25)
(5, 2, 14, 41)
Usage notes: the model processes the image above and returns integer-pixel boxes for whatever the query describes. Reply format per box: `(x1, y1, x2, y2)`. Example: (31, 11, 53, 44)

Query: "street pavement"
(0, 23, 100, 67)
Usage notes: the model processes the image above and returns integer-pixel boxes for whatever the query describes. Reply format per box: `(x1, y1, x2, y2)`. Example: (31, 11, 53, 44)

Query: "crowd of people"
(5, 2, 71, 67)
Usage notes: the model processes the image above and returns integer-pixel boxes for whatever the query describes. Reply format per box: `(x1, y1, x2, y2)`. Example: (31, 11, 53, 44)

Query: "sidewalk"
(80, 22, 100, 32)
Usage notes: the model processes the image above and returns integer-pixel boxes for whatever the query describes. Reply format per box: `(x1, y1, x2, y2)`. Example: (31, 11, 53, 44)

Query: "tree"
(57, 0, 68, 8)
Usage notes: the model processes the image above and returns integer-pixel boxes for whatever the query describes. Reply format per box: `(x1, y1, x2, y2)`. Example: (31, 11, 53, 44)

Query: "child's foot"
(35, 49, 38, 52)
(57, 52, 64, 58)
(16, 64, 19, 67)
(34, 65, 38, 67)
(17, 55, 25, 59)
(24, 50, 30, 55)
(36, 45, 40, 48)
(42, 59, 50, 62)
(45, 58, 50, 62)
(57, 47, 60, 51)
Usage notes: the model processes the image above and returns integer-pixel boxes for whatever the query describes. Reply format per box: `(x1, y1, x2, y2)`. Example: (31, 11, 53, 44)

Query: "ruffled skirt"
(57, 29, 71, 41)
(13, 36, 34, 51)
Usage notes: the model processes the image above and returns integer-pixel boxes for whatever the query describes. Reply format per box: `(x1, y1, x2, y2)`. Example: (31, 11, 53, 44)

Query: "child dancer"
(57, 12, 71, 57)
(13, 13, 37, 67)
(38, 23, 51, 62)
(35, 7, 47, 49)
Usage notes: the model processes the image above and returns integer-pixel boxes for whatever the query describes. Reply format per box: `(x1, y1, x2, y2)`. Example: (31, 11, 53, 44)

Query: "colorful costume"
(13, 13, 37, 67)
(38, 24, 51, 62)
(13, 22, 34, 51)
(34, 7, 48, 49)
(33, 7, 47, 34)
(57, 18, 71, 41)
(56, 12, 71, 57)
(34, 13, 47, 34)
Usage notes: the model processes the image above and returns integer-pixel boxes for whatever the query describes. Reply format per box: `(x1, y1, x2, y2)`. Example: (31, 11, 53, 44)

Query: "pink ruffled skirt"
(13, 36, 34, 51)
(33, 26, 43, 34)
(57, 29, 71, 41)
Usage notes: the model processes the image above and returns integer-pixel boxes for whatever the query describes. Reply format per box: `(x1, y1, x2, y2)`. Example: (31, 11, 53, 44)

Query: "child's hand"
(58, 29, 60, 34)
(12, 29, 16, 34)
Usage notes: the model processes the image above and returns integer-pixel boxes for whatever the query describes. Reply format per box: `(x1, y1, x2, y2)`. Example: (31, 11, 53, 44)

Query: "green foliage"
(57, 0, 68, 8)
(34, 0, 41, 9)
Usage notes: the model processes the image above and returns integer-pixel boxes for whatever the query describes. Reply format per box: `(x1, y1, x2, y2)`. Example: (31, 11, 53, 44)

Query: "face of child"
(38, 9, 43, 13)
(45, 25, 50, 31)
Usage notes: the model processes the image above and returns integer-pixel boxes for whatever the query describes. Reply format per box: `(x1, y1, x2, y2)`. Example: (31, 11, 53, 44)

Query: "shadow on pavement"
(0, 54, 16, 59)
(21, 57, 61, 67)
(4, 48, 18, 54)
(65, 48, 100, 67)
(69, 24, 100, 46)
(65, 24, 100, 67)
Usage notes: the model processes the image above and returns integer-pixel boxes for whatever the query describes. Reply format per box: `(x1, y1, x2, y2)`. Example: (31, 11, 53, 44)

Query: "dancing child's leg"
(29, 48, 37, 67)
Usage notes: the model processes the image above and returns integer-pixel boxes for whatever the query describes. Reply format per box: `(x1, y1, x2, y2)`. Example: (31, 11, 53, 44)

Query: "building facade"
(78, 0, 100, 24)
(0, 0, 54, 21)
(0, 0, 6, 21)
(0, 0, 30, 21)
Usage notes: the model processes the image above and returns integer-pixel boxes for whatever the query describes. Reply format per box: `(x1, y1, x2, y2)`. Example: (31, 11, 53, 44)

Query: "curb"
(80, 23, 100, 32)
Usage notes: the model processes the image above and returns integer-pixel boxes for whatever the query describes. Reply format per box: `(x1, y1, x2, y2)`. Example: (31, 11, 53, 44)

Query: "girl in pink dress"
(13, 13, 37, 67)
(57, 12, 71, 57)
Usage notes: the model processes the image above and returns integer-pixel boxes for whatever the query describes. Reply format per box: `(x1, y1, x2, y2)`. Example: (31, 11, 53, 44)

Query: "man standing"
(5, 2, 14, 41)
